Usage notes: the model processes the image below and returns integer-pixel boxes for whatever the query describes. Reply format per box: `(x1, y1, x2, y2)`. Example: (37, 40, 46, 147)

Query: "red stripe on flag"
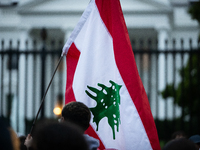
(65, 42, 105, 149)
(65, 43, 80, 103)
(85, 125, 106, 150)
(95, 0, 160, 149)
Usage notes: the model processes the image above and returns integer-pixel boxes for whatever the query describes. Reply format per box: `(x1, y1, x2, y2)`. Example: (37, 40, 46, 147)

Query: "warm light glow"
(53, 107, 62, 116)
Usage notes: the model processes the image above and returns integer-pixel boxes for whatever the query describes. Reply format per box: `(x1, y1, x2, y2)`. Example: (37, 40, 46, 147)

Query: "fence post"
(1, 40, 4, 116)
(40, 28, 47, 118)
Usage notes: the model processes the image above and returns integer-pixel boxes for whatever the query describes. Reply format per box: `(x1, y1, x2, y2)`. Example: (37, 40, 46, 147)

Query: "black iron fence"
(0, 38, 200, 144)
(0, 39, 65, 134)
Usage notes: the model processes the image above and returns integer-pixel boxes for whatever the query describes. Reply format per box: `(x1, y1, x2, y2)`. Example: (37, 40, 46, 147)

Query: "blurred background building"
(0, 0, 199, 144)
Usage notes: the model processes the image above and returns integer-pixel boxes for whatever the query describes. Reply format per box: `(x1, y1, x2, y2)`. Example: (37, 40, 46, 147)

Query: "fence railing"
(0, 39, 65, 134)
(0, 39, 200, 142)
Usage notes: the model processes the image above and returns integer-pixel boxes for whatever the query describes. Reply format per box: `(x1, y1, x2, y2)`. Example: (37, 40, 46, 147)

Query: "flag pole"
(29, 55, 64, 135)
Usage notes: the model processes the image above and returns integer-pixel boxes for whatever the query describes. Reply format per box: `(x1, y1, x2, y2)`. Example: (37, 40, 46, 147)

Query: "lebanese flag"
(62, 0, 160, 149)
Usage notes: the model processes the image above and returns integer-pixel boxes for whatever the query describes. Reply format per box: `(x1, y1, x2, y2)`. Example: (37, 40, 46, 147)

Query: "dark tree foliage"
(188, 0, 200, 40)
(161, 0, 200, 120)
(158, 1, 200, 144)
(188, 0, 200, 24)
(161, 54, 200, 118)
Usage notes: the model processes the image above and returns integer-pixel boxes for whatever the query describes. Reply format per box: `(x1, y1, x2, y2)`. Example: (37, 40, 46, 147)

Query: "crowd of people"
(1, 101, 200, 150)
(163, 131, 200, 150)
(1, 102, 99, 150)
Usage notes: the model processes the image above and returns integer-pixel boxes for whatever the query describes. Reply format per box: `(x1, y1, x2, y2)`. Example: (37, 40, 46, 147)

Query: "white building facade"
(0, 0, 199, 135)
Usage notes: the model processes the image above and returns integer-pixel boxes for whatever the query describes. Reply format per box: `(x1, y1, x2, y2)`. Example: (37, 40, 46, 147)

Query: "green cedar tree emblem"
(85, 80, 122, 139)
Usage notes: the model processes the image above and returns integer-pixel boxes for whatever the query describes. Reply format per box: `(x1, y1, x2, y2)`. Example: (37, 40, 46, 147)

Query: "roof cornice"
(139, 0, 172, 11)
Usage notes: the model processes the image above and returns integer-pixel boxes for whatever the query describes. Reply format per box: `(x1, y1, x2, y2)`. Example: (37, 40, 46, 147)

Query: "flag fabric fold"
(62, 0, 160, 149)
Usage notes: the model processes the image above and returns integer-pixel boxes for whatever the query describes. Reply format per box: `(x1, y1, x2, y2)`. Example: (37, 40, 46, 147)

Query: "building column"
(13, 27, 31, 134)
(157, 27, 169, 90)
(156, 27, 170, 120)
